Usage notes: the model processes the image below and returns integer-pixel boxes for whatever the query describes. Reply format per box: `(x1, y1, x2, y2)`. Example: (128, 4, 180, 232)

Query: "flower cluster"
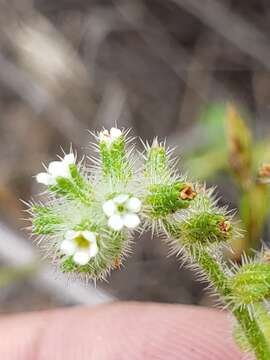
(31, 128, 141, 279)
(30, 127, 236, 280)
(29, 126, 270, 360)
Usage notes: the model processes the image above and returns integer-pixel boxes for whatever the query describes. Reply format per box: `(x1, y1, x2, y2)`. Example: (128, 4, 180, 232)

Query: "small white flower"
(60, 230, 98, 266)
(36, 153, 75, 186)
(99, 127, 122, 145)
(103, 194, 141, 231)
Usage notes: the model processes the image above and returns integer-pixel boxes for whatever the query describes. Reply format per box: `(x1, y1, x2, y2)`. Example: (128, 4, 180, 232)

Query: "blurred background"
(1, 0, 270, 313)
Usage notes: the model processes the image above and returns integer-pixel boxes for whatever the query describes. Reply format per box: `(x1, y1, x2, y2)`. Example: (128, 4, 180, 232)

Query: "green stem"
(190, 246, 270, 360)
(144, 140, 270, 358)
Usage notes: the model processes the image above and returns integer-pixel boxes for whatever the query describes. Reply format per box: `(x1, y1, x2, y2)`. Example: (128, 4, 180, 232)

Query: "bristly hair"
(28, 128, 145, 281)
(26, 126, 270, 359)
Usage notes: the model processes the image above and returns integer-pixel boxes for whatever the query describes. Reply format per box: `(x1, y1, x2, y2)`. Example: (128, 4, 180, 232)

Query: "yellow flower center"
(74, 234, 90, 248)
(117, 204, 125, 213)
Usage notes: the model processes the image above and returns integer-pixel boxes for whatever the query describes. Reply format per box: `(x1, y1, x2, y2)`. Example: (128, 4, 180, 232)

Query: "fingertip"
(38, 302, 248, 360)
(0, 303, 252, 360)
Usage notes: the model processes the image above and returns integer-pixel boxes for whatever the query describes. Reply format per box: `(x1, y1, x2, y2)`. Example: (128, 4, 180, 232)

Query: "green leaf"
(53, 176, 92, 205)
(32, 206, 62, 235)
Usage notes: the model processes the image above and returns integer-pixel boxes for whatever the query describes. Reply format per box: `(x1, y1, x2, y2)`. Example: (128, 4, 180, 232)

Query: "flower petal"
(73, 251, 91, 265)
(60, 239, 76, 255)
(126, 197, 141, 213)
(82, 231, 96, 243)
(123, 213, 140, 229)
(110, 127, 122, 140)
(48, 161, 70, 178)
(99, 129, 110, 142)
(114, 194, 129, 204)
(65, 230, 78, 240)
(108, 214, 124, 231)
(103, 200, 116, 217)
(89, 243, 99, 258)
(36, 172, 55, 186)
(63, 153, 75, 165)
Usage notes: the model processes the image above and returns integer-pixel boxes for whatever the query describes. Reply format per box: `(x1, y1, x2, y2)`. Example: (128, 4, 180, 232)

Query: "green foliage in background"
(184, 103, 270, 254)
(0, 264, 35, 289)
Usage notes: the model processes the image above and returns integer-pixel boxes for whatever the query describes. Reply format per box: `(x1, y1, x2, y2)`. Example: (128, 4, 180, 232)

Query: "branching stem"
(189, 246, 270, 360)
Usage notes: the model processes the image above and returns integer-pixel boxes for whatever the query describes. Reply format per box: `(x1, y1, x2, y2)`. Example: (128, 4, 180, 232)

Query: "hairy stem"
(164, 217, 270, 359)
(190, 246, 270, 360)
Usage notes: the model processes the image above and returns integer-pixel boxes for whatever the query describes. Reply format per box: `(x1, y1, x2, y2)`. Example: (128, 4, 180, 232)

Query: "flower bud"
(144, 140, 170, 181)
(31, 128, 142, 280)
(146, 182, 197, 218)
(259, 163, 270, 179)
(180, 212, 232, 245)
(99, 128, 131, 183)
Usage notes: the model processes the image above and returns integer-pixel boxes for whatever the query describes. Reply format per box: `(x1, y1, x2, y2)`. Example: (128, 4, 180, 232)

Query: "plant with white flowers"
(61, 230, 98, 266)
(29, 127, 270, 360)
(36, 153, 75, 186)
(99, 127, 122, 144)
(103, 194, 141, 231)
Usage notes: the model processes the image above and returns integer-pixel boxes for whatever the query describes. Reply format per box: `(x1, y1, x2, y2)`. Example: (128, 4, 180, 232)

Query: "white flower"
(36, 153, 75, 186)
(103, 194, 141, 231)
(99, 127, 122, 145)
(60, 230, 98, 266)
